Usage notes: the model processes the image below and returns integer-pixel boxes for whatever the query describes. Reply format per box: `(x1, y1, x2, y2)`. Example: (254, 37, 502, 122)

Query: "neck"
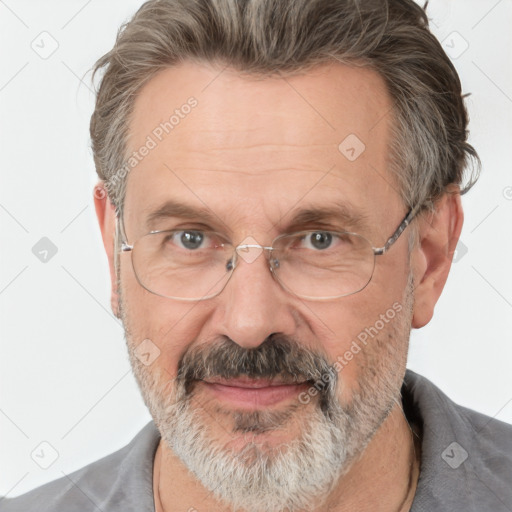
(153, 402, 421, 512)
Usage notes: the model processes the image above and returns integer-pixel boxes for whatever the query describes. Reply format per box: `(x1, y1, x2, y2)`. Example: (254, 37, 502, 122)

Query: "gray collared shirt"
(2, 370, 511, 511)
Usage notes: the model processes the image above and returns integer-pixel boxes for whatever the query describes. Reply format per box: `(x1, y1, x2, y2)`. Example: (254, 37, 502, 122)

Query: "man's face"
(117, 61, 415, 511)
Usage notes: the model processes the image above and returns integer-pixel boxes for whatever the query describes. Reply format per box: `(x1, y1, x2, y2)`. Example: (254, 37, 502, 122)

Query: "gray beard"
(119, 276, 413, 512)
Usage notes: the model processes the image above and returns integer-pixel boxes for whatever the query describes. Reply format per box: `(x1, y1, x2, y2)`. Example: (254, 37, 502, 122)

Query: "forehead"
(123, 60, 401, 238)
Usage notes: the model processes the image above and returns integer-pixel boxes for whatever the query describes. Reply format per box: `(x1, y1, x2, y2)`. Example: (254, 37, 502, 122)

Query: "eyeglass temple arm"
(373, 206, 419, 256)
(115, 212, 134, 252)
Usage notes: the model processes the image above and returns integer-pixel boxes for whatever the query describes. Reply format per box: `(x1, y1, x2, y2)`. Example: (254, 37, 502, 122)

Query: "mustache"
(176, 335, 338, 406)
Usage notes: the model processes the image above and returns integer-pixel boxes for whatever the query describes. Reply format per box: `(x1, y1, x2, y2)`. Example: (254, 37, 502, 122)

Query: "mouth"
(199, 376, 313, 409)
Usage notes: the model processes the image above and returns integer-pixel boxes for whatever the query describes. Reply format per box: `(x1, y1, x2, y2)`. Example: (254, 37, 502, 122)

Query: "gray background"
(1, 0, 511, 498)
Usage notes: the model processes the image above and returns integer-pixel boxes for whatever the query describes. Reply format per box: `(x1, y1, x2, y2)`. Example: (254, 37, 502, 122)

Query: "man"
(3, 0, 511, 511)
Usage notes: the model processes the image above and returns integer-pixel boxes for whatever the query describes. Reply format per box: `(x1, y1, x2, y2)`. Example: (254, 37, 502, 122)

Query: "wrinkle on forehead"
(127, 60, 393, 156)
(124, 60, 402, 237)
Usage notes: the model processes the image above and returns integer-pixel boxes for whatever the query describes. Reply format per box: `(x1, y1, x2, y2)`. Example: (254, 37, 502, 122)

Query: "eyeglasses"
(118, 207, 417, 301)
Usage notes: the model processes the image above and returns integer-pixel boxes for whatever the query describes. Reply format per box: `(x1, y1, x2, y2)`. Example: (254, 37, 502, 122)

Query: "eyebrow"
(282, 202, 369, 233)
(145, 200, 221, 230)
(144, 199, 369, 234)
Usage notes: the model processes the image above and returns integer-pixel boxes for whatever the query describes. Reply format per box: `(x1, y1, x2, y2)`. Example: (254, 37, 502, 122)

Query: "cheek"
(305, 282, 411, 398)
(119, 263, 207, 379)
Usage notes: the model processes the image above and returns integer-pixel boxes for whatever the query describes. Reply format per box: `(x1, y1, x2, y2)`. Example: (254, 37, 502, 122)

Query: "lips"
(200, 376, 312, 408)
(203, 376, 309, 388)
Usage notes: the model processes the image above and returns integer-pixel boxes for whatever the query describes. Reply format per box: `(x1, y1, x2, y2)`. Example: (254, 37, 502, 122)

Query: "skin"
(94, 60, 463, 511)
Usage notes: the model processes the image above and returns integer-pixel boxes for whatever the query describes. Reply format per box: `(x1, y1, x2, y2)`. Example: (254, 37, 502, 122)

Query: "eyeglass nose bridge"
(234, 239, 275, 266)
(209, 241, 281, 303)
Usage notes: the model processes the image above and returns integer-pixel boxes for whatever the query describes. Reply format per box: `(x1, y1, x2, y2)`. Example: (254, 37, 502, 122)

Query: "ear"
(93, 182, 120, 319)
(411, 187, 464, 328)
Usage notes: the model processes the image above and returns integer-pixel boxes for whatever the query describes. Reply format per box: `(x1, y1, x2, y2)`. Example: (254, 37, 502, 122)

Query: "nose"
(213, 245, 297, 349)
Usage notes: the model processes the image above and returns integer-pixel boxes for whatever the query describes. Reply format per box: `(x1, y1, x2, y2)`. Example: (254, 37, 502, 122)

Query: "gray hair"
(90, 0, 479, 220)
